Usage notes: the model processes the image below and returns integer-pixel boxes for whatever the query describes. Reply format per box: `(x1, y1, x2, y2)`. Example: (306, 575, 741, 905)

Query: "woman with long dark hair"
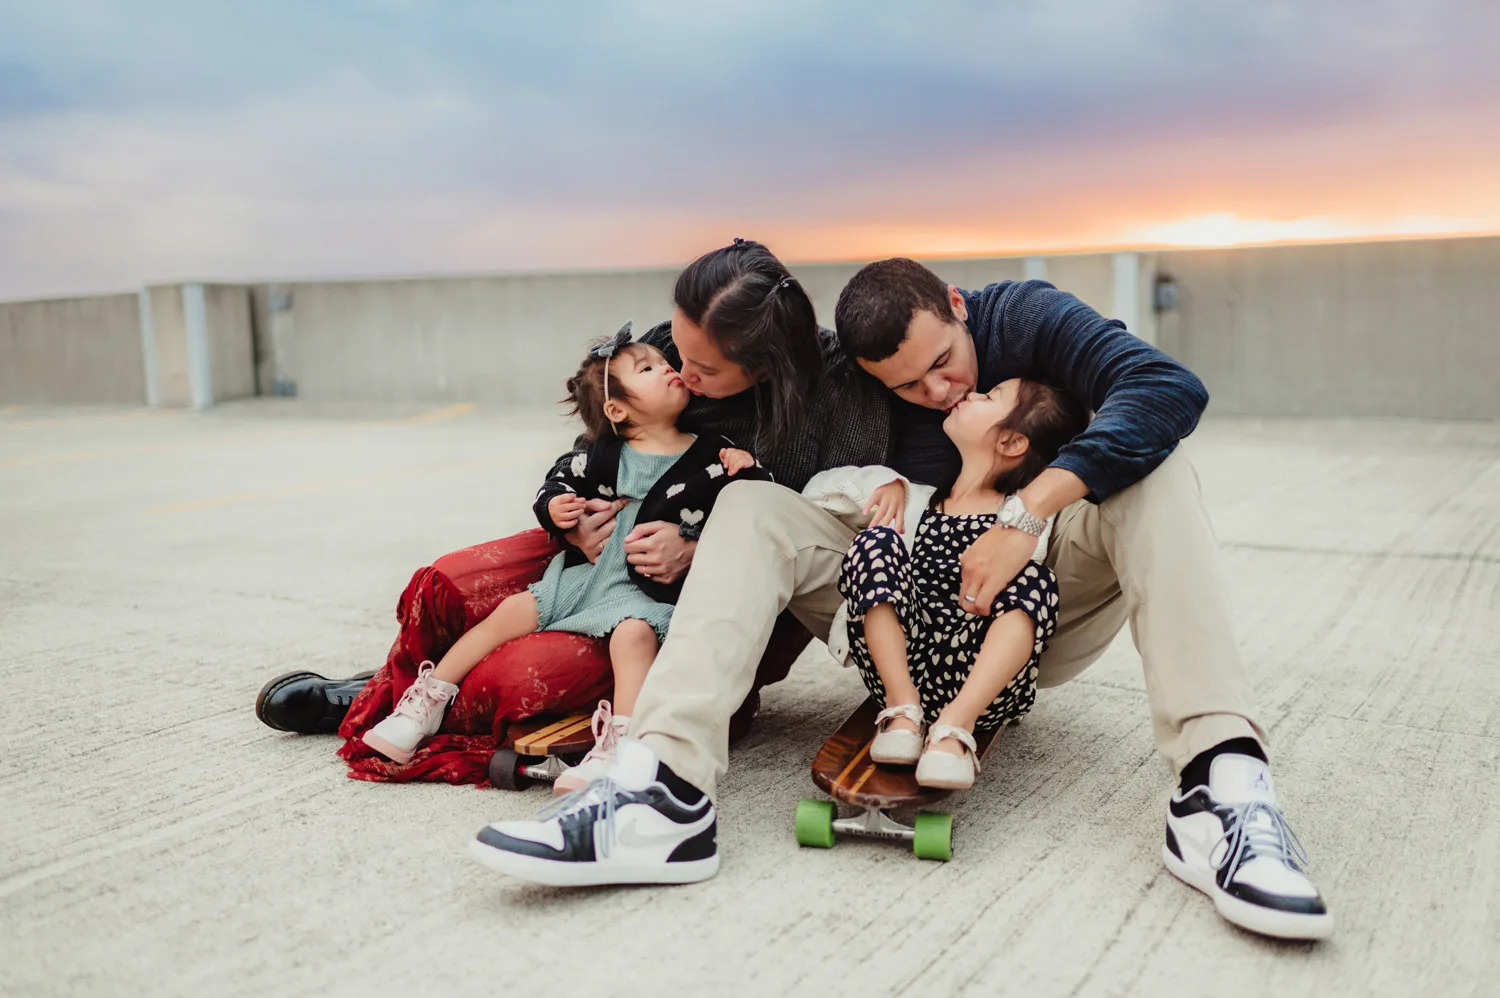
(257, 238, 893, 786)
(548, 238, 889, 583)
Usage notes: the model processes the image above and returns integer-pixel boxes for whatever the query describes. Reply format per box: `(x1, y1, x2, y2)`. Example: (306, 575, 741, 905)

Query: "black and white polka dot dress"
(836, 508, 1059, 732)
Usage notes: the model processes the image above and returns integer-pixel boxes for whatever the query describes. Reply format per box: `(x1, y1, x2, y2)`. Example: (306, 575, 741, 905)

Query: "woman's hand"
(547, 493, 588, 531)
(564, 498, 627, 564)
(624, 521, 698, 584)
(719, 447, 757, 476)
(864, 478, 908, 531)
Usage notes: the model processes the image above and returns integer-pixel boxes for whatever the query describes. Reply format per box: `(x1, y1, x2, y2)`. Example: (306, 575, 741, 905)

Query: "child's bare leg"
(607, 619, 659, 715)
(865, 603, 922, 733)
(429, 591, 540, 686)
(931, 610, 1033, 756)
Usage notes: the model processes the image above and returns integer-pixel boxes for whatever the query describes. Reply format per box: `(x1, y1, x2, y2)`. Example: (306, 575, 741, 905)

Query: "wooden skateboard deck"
(488, 712, 594, 790)
(799, 698, 1002, 860)
(812, 698, 999, 809)
(507, 713, 595, 756)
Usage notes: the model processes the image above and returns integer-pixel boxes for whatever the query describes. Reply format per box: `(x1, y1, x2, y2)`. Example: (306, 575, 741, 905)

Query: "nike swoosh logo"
(612, 809, 713, 850)
(1169, 816, 1221, 859)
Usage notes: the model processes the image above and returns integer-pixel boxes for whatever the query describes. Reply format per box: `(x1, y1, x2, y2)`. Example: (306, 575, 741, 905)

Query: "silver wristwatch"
(996, 494, 1047, 537)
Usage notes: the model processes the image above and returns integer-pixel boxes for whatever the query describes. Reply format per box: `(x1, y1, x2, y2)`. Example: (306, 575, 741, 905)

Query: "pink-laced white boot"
(553, 700, 630, 794)
(361, 662, 460, 764)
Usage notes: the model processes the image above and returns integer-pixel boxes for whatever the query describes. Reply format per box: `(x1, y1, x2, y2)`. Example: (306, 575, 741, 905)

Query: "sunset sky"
(3, 1, 1499, 299)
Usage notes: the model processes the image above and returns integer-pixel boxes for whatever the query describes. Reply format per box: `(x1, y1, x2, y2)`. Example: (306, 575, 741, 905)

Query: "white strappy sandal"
(915, 724, 981, 790)
(870, 703, 925, 765)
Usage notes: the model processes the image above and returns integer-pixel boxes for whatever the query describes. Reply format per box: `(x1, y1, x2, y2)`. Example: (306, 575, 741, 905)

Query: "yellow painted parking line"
(0, 429, 311, 470)
(146, 448, 554, 515)
(1, 403, 486, 469)
(0, 408, 178, 431)
(1, 439, 194, 470)
(395, 402, 478, 425)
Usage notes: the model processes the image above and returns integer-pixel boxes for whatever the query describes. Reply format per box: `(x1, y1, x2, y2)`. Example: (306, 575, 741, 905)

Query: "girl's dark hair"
(933, 381, 1091, 506)
(673, 238, 823, 453)
(563, 341, 655, 441)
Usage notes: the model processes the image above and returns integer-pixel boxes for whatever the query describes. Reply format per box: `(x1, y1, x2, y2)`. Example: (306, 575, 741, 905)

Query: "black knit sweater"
(893, 281, 1210, 502)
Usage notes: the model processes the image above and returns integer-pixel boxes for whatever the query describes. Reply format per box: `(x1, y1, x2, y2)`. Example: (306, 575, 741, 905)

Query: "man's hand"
(624, 520, 698, 584)
(719, 447, 757, 476)
(864, 478, 908, 531)
(957, 526, 1040, 617)
(547, 493, 588, 531)
(564, 498, 627, 564)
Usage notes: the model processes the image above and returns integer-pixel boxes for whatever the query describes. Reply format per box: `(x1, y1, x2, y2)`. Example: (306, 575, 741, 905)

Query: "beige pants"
(631, 450, 1265, 797)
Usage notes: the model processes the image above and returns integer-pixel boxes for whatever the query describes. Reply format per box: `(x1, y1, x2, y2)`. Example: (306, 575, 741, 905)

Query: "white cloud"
(2, 1, 1499, 297)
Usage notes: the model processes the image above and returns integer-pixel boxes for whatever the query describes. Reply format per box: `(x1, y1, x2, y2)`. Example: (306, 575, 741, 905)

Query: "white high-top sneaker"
(1164, 754, 1334, 940)
(554, 701, 630, 794)
(360, 662, 459, 764)
(469, 737, 718, 887)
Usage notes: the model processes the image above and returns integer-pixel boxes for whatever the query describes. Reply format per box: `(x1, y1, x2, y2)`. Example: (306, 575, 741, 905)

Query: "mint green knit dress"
(529, 444, 681, 641)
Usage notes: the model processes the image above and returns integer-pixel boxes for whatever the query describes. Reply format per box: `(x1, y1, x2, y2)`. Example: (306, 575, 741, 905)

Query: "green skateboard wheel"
(912, 811, 953, 861)
(794, 799, 837, 848)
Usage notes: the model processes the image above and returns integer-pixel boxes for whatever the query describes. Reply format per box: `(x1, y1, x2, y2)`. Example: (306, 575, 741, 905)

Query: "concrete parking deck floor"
(2, 400, 1497, 997)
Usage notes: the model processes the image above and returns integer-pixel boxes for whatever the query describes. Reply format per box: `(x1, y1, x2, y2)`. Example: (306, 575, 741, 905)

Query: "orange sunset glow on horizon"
(3, 3, 1499, 298)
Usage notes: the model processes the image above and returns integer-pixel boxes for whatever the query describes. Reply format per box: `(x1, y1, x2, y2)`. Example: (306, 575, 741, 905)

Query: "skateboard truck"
(833, 806, 918, 842)
(796, 798, 955, 861)
(518, 754, 571, 782)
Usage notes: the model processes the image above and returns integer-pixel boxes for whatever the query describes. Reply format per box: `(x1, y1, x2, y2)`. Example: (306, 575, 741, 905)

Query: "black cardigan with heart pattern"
(531, 430, 775, 605)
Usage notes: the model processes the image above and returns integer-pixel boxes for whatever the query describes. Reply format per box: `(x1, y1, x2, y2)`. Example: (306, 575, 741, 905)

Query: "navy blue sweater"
(890, 280, 1209, 503)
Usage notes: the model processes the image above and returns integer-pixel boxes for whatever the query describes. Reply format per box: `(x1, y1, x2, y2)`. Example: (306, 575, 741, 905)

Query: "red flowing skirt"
(337, 528, 805, 785)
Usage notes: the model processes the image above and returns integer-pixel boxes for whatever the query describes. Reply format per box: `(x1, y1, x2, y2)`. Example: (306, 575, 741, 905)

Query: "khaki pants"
(631, 450, 1264, 797)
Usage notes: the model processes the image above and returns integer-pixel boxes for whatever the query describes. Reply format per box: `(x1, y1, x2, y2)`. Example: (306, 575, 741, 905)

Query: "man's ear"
(948, 285, 968, 323)
(996, 429, 1029, 460)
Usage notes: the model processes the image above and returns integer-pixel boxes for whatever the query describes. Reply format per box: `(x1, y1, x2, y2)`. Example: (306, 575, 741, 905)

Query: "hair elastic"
(764, 274, 795, 302)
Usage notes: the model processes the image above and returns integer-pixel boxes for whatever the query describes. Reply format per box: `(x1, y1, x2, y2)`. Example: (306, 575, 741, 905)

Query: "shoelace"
(580, 701, 619, 764)
(1211, 798, 1310, 877)
(392, 664, 445, 720)
(536, 775, 622, 858)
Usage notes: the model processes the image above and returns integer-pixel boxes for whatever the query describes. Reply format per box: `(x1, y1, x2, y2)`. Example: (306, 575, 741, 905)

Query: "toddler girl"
(814, 378, 1088, 790)
(362, 323, 767, 788)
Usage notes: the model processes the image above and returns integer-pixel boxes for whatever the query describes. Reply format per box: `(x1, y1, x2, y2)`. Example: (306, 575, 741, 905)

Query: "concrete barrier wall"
(204, 284, 256, 403)
(1154, 236, 1500, 419)
(275, 270, 682, 404)
(4, 235, 1496, 417)
(0, 293, 145, 404)
(258, 252, 1119, 407)
(145, 285, 191, 406)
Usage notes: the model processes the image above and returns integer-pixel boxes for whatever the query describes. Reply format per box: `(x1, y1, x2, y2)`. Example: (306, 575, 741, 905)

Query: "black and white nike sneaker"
(468, 737, 718, 887)
(1164, 753, 1334, 940)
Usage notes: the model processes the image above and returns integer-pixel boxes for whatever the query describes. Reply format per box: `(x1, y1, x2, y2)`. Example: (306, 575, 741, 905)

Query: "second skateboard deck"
(798, 697, 1000, 860)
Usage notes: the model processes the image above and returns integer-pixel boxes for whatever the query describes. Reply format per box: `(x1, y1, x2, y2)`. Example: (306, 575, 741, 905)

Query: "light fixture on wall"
(1153, 276, 1179, 312)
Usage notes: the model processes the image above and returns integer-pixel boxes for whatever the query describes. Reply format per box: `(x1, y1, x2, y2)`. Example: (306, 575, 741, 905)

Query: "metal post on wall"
(137, 288, 159, 407)
(1112, 252, 1143, 341)
(182, 283, 214, 408)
